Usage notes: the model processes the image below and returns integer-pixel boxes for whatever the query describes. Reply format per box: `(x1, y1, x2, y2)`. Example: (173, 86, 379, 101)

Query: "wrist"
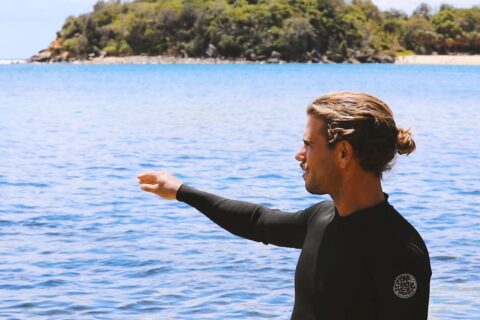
(175, 183, 185, 200)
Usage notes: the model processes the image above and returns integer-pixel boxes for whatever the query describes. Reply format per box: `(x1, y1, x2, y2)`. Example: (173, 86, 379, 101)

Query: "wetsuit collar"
(333, 193, 390, 222)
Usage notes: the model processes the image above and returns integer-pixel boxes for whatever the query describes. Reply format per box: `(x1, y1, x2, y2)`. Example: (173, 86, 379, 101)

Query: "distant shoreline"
(4, 55, 480, 65)
(85, 54, 480, 65)
(0, 59, 27, 65)
(89, 55, 480, 65)
(84, 56, 254, 64)
(395, 55, 480, 65)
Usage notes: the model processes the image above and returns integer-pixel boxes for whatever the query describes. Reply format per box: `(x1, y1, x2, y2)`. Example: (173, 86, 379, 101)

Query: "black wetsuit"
(177, 184, 432, 320)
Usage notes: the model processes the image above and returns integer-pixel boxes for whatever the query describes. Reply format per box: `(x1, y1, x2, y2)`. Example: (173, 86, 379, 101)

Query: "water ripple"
(0, 64, 479, 319)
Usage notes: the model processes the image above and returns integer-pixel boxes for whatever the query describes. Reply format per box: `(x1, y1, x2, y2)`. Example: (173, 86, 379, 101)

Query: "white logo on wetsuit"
(393, 273, 417, 298)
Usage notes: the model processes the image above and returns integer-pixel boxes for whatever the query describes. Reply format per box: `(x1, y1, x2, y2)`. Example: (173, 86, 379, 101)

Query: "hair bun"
(397, 128, 416, 155)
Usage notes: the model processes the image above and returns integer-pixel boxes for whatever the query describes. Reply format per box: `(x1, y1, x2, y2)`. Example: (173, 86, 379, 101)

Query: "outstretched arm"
(137, 171, 310, 248)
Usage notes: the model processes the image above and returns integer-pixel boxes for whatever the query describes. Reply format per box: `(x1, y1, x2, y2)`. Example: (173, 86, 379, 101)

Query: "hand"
(137, 171, 183, 200)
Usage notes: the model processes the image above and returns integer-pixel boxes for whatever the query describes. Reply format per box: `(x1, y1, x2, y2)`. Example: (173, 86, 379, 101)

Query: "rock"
(361, 50, 397, 64)
(30, 49, 52, 63)
(326, 53, 345, 63)
(359, 53, 395, 63)
(266, 58, 280, 64)
(247, 52, 267, 61)
(309, 50, 323, 63)
(64, 52, 73, 61)
(354, 49, 379, 63)
(373, 53, 395, 63)
(347, 57, 361, 64)
(270, 51, 282, 59)
(351, 51, 371, 63)
(352, 52, 376, 63)
(320, 55, 335, 64)
(310, 49, 322, 60)
(352, 50, 363, 58)
(353, 51, 374, 63)
(305, 50, 320, 63)
(54, 54, 64, 62)
(247, 52, 257, 61)
(206, 44, 218, 58)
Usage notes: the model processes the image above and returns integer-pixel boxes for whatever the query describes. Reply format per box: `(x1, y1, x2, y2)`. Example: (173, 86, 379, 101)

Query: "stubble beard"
(301, 162, 329, 195)
(304, 171, 328, 195)
(305, 180, 327, 195)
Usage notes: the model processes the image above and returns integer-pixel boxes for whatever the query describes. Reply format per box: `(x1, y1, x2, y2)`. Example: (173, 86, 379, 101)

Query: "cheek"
(310, 151, 333, 171)
(307, 152, 317, 167)
(306, 147, 315, 160)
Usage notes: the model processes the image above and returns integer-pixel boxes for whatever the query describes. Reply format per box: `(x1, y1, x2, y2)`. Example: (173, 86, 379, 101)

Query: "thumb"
(140, 184, 158, 193)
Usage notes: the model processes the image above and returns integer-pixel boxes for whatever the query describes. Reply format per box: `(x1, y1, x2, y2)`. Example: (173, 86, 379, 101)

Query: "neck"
(330, 172, 385, 217)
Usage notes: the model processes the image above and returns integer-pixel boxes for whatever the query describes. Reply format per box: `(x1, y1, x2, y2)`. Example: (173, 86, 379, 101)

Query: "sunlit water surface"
(1, 64, 479, 319)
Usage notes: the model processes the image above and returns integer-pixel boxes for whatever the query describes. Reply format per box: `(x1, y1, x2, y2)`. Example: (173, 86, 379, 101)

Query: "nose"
(295, 145, 305, 162)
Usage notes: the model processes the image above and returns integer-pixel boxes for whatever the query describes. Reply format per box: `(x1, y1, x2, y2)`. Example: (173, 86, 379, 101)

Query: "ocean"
(1, 63, 479, 319)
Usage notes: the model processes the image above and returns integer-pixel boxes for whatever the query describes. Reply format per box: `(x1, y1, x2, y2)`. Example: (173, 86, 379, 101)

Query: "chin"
(305, 182, 327, 195)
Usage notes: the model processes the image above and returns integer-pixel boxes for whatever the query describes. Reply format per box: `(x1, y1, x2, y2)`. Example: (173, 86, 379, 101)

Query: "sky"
(1, 0, 479, 59)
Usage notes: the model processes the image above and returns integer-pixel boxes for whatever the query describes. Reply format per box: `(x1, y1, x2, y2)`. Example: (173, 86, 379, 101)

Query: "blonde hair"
(307, 92, 415, 177)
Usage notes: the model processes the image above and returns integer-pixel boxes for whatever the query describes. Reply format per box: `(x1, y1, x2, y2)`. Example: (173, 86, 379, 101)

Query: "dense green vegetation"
(49, 0, 480, 61)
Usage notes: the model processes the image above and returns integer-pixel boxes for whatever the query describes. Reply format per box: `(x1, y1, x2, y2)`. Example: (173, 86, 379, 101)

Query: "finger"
(137, 171, 163, 179)
(137, 176, 155, 184)
(137, 172, 158, 184)
(140, 184, 158, 193)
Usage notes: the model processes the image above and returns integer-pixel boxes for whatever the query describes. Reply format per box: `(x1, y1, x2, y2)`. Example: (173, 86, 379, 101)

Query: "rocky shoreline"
(22, 42, 480, 65)
(8, 54, 480, 66)
(28, 41, 395, 64)
(28, 54, 395, 65)
(81, 55, 255, 64)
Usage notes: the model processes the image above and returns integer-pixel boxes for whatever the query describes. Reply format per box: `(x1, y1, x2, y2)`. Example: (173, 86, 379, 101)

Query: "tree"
(412, 3, 432, 19)
(432, 10, 463, 39)
(401, 17, 438, 54)
(43, 0, 480, 61)
(278, 17, 316, 59)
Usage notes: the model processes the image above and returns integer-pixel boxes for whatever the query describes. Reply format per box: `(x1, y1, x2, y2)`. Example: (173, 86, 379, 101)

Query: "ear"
(337, 140, 354, 169)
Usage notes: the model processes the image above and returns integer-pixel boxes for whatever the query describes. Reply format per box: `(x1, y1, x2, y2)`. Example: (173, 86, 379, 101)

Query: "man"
(137, 92, 431, 319)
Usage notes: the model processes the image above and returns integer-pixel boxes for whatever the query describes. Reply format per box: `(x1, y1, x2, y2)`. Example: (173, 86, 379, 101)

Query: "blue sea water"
(0, 63, 479, 319)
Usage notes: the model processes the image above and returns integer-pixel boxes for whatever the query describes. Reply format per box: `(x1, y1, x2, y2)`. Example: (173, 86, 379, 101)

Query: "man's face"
(295, 116, 339, 195)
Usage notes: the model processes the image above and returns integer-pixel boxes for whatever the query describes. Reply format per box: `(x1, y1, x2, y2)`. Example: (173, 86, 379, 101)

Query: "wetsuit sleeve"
(372, 242, 432, 320)
(176, 184, 311, 249)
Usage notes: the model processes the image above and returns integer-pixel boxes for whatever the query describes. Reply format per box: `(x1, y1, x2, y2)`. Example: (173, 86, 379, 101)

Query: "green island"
(31, 0, 480, 63)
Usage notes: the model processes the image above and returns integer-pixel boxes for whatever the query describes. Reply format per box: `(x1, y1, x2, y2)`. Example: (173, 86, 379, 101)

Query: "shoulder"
(303, 200, 335, 224)
(368, 204, 431, 275)
(384, 205, 429, 255)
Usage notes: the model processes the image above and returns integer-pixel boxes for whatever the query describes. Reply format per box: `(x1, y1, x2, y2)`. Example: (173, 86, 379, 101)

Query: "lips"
(300, 163, 308, 171)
